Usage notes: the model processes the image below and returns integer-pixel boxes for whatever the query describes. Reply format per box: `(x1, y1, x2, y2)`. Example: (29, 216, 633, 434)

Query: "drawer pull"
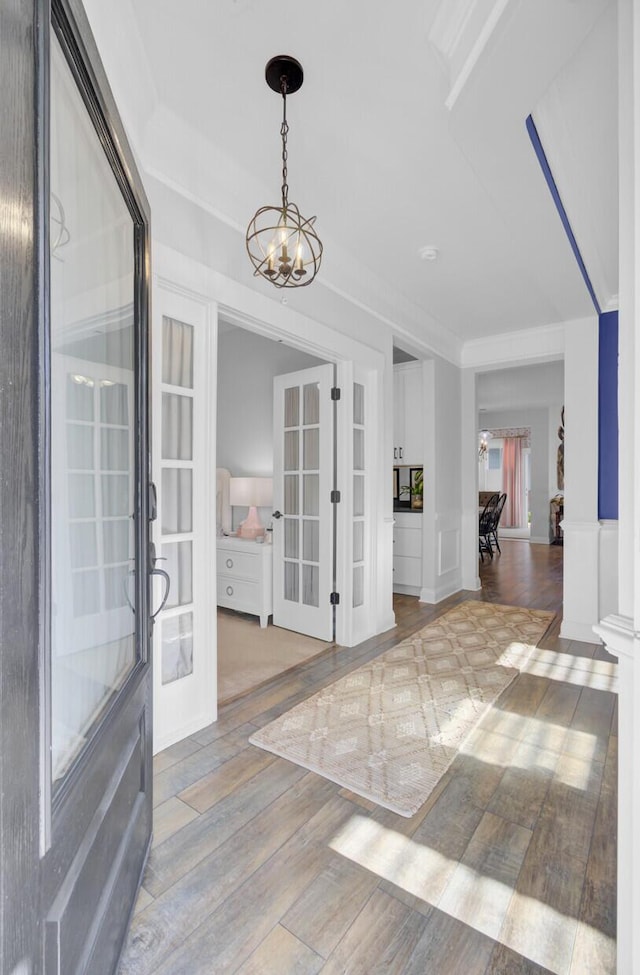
(226, 585, 234, 596)
(226, 558, 234, 569)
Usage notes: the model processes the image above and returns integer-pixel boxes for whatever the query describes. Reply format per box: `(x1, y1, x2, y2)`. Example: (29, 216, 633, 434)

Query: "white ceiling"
(88, 0, 617, 355)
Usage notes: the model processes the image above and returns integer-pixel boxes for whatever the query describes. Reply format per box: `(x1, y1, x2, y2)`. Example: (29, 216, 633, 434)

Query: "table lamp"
(229, 477, 273, 539)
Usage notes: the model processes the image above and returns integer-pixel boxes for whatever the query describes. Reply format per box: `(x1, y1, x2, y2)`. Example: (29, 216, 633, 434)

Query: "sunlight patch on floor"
(521, 647, 617, 692)
(329, 815, 614, 975)
(459, 710, 598, 790)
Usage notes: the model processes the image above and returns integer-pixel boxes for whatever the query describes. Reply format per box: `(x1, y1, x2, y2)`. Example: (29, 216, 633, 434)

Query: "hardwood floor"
(119, 540, 616, 975)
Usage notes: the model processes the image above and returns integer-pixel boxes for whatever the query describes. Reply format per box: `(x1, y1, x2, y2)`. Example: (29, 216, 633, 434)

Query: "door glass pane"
(101, 428, 129, 471)
(104, 564, 131, 611)
(353, 521, 364, 563)
(284, 474, 299, 514)
(103, 520, 129, 563)
(303, 382, 320, 424)
(67, 424, 94, 469)
(284, 385, 300, 427)
(69, 523, 97, 568)
(284, 430, 299, 471)
(303, 475, 319, 516)
(302, 565, 319, 607)
(162, 612, 194, 684)
(284, 561, 299, 603)
(303, 520, 319, 562)
(162, 392, 193, 460)
(354, 382, 365, 426)
(161, 468, 193, 534)
(162, 317, 194, 388)
(354, 475, 364, 517)
(67, 375, 94, 420)
(354, 428, 365, 471)
(50, 32, 137, 786)
(100, 381, 129, 425)
(162, 540, 193, 608)
(68, 473, 95, 518)
(284, 519, 299, 559)
(303, 428, 319, 470)
(102, 474, 129, 516)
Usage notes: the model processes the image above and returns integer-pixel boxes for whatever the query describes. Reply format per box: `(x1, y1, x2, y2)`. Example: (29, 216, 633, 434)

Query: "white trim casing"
(335, 361, 379, 648)
(560, 315, 601, 643)
(559, 520, 600, 642)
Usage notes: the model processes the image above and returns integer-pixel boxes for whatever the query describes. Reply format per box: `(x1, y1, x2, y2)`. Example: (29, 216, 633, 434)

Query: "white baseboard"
(419, 580, 462, 605)
(560, 618, 602, 644)
(393, 584, 421, 597)
(529, 536, 551, 545)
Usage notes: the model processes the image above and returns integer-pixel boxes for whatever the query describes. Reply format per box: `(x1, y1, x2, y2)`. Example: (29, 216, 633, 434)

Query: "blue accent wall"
(598, 311, 619, 519)
(526, 113, 618, 520)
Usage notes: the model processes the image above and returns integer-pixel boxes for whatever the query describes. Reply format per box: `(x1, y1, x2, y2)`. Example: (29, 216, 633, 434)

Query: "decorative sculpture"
(557, 406, 564, 491)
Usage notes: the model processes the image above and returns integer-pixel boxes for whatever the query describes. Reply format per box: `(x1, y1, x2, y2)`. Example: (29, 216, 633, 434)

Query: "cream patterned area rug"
(249, 601, 555, 817)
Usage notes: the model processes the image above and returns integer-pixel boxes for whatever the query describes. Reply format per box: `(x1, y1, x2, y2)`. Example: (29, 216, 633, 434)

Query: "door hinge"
(330, 386, 341, 401)
(330, 592, 340, 606)
(330, 489, 341, 503)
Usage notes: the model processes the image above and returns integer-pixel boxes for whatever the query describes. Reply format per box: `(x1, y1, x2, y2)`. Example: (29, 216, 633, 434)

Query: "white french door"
(272, 364, 335, 640)
(335, 361, 376, 647)
(151, 283, 217, 753)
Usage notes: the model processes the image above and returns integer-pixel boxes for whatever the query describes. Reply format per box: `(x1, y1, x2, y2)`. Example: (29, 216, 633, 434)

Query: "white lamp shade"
(229, 477, 273, 508)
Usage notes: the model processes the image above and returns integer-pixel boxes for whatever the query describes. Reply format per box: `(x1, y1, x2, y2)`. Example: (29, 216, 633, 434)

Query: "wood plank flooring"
(119, 540, 616, 975)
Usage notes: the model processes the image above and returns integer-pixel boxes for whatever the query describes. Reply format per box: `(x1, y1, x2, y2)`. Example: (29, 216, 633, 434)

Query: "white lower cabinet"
(393, 512, 422, 595)
(217, 537, 273, 627)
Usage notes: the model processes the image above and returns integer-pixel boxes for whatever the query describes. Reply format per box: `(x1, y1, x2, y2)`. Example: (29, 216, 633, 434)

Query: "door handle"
(394, 447, 398, 460)
(149, 540, 171, 621)
(272, 510, 283, 519)
(151, 568, 171, 620)
(399, 447, 403, 460)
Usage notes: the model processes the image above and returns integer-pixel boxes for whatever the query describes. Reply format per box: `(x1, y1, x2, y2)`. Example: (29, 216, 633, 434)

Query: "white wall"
(217, 325, 324, 475)
(421, 356, 463, 603)
(217, 325, 325, 531)
(480, 408, 552, 543)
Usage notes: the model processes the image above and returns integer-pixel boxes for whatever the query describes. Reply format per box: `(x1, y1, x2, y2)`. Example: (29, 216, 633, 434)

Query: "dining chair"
(479, 493, 500, 561)
(489, 492, 507, 554)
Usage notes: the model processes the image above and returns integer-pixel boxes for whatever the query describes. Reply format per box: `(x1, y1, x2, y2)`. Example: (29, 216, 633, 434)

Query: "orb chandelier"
(478, 429, 490, 459)
(246, 56, 323, 289)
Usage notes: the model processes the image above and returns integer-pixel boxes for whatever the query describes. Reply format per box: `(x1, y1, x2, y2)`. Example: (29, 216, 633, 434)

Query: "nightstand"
(216, 537, 273, 627)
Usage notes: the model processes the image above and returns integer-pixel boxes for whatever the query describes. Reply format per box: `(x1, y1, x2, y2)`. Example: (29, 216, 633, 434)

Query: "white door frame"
(216, 304, 387, 648)
(151, 242, 393, 686)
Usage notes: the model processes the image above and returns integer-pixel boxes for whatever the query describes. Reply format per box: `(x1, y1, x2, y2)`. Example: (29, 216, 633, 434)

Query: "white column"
(460, 367, 481, 592)
(560, 315, 600, 641)
(597, 2, 640, 971)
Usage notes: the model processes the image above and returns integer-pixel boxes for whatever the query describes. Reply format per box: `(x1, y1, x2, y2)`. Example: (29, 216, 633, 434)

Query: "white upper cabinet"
(393, 363, 423, 466)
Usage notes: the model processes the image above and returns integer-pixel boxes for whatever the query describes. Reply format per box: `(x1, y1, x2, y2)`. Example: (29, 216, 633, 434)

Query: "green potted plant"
(399, 468, 423, 509)
(411, 468, 423, 509)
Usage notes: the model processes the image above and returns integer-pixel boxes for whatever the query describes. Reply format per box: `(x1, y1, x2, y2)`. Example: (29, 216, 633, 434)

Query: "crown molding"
(461, 320, 569, 369)
(429, 0, 513, 111)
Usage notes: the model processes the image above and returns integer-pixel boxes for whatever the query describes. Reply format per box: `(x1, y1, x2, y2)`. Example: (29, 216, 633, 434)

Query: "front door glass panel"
(50, 32, 137, 786)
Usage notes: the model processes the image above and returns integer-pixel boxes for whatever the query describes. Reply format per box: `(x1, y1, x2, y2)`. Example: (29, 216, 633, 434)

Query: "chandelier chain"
(280, 76, 289, 208)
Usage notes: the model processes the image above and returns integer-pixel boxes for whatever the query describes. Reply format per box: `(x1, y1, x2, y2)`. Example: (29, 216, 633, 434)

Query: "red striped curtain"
(502, 438, 523, 527)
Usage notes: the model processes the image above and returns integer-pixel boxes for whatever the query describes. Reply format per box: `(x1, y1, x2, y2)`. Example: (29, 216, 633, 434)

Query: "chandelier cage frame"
(245, 55, 323, 289)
